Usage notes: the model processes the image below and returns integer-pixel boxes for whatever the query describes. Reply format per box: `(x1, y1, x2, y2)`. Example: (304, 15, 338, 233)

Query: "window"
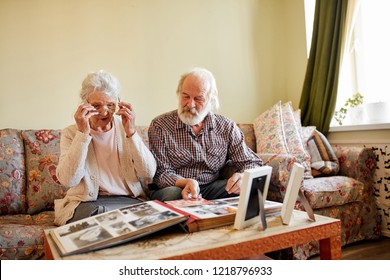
(304, 0, 390, 128)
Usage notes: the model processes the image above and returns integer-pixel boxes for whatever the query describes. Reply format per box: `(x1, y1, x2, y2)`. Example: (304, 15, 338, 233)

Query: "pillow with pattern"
(253, 101, 289, 154)
(22, 130, 69, 214)
(281, 102, 312, 178)
(306, 129, 339, 177)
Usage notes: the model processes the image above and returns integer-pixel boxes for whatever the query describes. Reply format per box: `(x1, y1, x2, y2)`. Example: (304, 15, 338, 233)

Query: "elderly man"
(148, 67, 262, 201)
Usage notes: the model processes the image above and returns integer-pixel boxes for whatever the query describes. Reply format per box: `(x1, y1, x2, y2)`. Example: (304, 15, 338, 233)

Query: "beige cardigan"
(54, 117, 156, 225)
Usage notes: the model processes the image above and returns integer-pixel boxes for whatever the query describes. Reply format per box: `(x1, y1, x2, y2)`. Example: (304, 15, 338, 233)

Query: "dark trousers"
(67, 195, 141, 224)
(150, 179, 238, 201)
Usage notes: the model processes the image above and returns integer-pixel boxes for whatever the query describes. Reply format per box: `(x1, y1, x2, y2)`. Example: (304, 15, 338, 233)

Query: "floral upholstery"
(22, 130, 68, 214)
(0, 129, 27, 215)
(0, 129, 64, 260)
(245, 124, 380, 259)
(236, 123, 256, 152)
(136, 126, 150, 149)
(0, 212, 56, 260)
(281, 102, 312, 178)
(293, 199, 381, 259)
(254, 101, 289, 154)
(0, 125, 381, 260)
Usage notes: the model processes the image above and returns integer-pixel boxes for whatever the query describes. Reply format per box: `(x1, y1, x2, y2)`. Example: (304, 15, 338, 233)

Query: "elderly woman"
(54, 70, 156, 226)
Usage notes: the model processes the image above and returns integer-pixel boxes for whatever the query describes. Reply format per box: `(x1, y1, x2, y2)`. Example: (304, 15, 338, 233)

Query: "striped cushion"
(307, 130, 339, 177)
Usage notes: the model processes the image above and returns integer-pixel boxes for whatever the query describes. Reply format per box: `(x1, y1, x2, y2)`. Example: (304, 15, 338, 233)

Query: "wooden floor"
(310, 236, 390, 260)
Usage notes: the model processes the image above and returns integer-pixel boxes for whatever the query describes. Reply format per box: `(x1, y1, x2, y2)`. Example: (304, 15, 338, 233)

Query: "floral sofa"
(0, 122, 381, 260)
(237, 123, 381, 259)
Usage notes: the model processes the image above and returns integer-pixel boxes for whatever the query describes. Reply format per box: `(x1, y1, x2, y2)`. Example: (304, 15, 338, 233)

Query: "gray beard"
(178, 103, 211, 126)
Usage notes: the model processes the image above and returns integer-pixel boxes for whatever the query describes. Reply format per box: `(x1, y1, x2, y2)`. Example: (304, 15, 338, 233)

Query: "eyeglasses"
(90, 102, 117, 112)
(86, 96, 120, 113)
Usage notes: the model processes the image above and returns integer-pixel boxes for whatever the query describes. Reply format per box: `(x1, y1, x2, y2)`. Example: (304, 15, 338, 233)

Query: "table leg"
(319, 235, 342, 260)
(43, 234, 54, 260)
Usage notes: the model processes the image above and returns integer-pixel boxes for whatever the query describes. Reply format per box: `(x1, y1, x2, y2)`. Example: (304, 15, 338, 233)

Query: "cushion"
(0, 129, 27, 215)
(254, 101, 289, 154)
(301, 126, 316, 149)
(306, 129, 340, 177)
(254, 101, 312, 178)
(237, 123, 257, 152)
(303, 176, 363, 208)
(0, 223, 47, 260)
(281, 102, 312, 178)
(136, 126, 150, 149)
(22, 130, 69, 214)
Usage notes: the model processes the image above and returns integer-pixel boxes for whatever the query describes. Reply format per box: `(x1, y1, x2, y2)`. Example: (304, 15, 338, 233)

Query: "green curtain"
(299, 0, 348, 135)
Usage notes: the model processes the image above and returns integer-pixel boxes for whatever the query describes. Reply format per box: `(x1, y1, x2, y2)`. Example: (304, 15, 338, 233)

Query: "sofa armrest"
(332, 145, 377, 195)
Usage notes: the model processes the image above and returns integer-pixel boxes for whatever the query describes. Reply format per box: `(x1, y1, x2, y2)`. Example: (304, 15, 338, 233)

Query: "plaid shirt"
(148, 110, 263, 188)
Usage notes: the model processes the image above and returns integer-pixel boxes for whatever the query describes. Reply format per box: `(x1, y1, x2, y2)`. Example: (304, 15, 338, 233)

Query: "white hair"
(176, 67, 220, 111)
(79, 70, 121, 102)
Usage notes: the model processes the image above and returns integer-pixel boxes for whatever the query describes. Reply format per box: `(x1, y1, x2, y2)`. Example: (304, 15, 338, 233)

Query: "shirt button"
(90, 175, 95, 180)
(89, 192, 94, 197)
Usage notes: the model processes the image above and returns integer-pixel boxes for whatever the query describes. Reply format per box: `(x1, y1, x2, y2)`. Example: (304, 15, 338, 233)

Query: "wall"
(0, 0, 307, 129)
(2, 0, 389, 235)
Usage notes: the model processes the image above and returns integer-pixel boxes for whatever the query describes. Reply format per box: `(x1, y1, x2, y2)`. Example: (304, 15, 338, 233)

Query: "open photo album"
(49, 194, 284, 256)
(49, 200, 188, 257)
(165, 196, 282, 233)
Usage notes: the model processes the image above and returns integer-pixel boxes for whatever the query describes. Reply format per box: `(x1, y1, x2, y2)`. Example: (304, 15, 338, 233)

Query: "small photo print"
(57, 220, 98, 237)
(129, 210, 179, 229)
(96, 210, 122, 225)
(109, 221, 133, 235)
(71, 226, 112, 248)
(121, 203, 159, 217)
(210, 200, 228, 206)
(166, 198, 213, 208)
(207, 205, 236, 215)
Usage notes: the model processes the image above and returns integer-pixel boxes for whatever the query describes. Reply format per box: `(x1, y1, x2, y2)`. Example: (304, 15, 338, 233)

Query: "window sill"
(329, 122, 390, 132)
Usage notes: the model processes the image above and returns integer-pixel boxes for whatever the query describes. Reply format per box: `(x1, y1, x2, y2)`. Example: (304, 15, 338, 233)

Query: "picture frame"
(233, 166, 272, 230)
(281, 163, 305, 225)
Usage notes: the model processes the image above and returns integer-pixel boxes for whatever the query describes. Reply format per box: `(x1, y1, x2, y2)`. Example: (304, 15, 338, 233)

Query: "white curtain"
(341, 0, 361, 58)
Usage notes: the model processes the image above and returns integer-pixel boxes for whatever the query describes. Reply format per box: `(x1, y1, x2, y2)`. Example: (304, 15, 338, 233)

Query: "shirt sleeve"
(148, 120, 181, 188)
(228, 123, 263, 172)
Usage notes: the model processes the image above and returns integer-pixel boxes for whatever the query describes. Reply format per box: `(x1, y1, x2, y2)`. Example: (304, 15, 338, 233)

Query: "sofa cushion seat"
(0, 212, 55, 260)
(303, 176, 364, 209)
(0, 214, 34, 225)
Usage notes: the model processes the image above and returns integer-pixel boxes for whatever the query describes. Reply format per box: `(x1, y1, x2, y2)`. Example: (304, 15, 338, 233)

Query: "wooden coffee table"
(44, 210, 341, 260)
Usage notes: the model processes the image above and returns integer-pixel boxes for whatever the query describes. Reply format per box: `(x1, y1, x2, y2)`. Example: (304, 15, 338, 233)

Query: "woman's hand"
(116, 101, 136, 137)
(74, 103, 99, 134)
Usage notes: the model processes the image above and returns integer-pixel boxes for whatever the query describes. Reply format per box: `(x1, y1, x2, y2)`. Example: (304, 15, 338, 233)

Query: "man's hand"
(226, 172, 243, 194)
(176, 178, 201, 200)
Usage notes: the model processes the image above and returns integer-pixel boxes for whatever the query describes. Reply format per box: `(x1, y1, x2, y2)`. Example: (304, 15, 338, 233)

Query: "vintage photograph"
(95, 210, 122, 225)
(129, 210, 179, 229)
(121, 203, 159, 217)
(70, 226, 113, 248)
(57, 219, 98, 237)
(109, 221, 133, 235)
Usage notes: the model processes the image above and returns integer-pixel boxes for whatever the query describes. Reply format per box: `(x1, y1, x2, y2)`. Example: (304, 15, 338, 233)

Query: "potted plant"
(334, 92, 364, 126)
